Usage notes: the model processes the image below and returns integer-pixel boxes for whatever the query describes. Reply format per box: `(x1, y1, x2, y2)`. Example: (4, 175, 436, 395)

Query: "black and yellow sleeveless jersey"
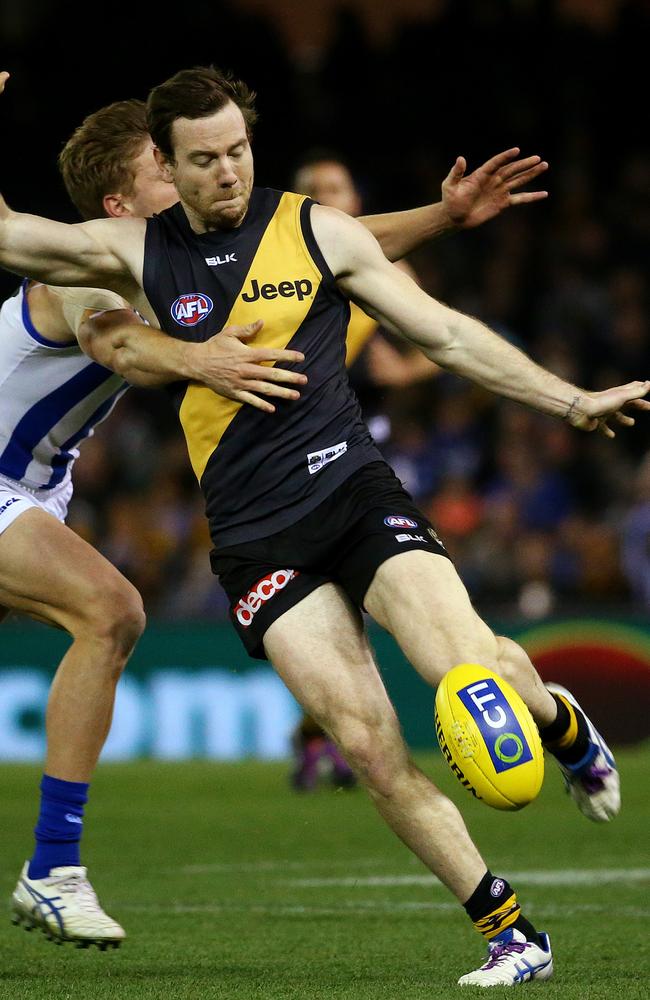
(143, 188, 382, 548)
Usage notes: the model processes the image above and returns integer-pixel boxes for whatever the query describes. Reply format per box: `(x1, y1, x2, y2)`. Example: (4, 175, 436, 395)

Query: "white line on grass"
(118, 900, 650, 918)
(285, 868, 650, 888)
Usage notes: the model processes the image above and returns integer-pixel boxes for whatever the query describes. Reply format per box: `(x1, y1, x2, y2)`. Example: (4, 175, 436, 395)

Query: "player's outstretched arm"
(313, 204, 650, 437)
(0, 71, 138, 292)
(78, 309, 307, 412)
(358, 147, 548, 262)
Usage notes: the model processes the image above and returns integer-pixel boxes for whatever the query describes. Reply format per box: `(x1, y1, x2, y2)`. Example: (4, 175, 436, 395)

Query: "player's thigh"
(263, 582, 403, 746)
(364, 549, 499, 683)
(0, 506, 140, 631)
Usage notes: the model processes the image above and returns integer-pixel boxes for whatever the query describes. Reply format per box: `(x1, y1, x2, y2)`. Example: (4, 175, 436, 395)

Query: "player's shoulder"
(309, 202, 376, 273)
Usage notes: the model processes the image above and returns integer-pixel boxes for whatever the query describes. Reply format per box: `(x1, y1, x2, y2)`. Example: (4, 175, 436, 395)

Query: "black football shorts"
(210, 460, 450, 659)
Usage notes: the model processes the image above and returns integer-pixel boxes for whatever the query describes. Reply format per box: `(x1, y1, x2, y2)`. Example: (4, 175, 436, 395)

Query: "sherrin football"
(435, 663, 544, 810)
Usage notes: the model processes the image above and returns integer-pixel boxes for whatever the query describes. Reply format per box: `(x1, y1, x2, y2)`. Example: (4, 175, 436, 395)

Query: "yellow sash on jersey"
(179, 193, 321, 483)
(345, 302, 378, 366)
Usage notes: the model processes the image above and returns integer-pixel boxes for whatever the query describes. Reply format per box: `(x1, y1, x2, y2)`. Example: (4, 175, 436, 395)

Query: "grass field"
(1, 746, 648, 1000)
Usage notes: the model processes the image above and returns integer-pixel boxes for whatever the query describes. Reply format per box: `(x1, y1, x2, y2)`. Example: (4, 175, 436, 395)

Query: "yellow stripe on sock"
(474, 893, 521, 940)
(545, 694, 579, 751)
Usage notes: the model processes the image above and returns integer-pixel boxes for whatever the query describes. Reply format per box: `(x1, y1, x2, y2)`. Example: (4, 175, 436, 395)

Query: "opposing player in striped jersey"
(1, 96, 309, 949)
(0, 70, 559, 955)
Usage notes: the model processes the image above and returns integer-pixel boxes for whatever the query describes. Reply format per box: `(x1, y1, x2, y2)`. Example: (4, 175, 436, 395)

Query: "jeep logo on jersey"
(384, 515, 418, 528)
(171, 293, 214, 326)
(234, 569, 299, 627)
(241, 278, 313, 302)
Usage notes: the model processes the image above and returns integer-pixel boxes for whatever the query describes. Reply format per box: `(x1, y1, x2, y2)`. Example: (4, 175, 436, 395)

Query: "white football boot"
(545, 682, 620, 822)
(458, 928, 553, 987)
(11, 862, 125, 949)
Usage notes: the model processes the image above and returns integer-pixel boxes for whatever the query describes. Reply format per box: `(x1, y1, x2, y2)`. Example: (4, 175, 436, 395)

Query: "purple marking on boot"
(581, 763, 611, 794)
(484, 941, 528, 969)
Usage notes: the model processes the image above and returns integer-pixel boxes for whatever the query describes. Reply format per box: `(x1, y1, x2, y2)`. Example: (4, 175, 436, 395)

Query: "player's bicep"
(2, 212, 138, 288)
(311, 204, 450, 352)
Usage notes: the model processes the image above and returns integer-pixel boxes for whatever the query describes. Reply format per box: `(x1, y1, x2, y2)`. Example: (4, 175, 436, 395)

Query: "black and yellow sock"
(540, 692, 590, 766)
(463, 870, 541, 946)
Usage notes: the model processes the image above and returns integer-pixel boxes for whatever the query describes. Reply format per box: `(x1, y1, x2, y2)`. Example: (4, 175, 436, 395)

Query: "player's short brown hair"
(58, 99, 150, 221)
(147, 65, 257, 161)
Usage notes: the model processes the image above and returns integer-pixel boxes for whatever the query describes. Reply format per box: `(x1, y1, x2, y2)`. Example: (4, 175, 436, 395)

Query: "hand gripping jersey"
(0, 281, 128, 490)
(143, 188, 382, 548)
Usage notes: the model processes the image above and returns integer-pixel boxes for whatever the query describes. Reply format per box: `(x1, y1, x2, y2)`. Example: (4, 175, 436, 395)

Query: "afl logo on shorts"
(171, 292, 214, 326)
(384, 515, 418, 529)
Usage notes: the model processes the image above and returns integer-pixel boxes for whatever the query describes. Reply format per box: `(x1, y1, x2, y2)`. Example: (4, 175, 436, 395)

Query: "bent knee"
(77, 575, 146, 652)
(332, 713, 409, 797)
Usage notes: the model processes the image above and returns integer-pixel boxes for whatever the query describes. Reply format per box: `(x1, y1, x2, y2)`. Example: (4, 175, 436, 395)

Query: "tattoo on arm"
(564, 395, 581, 422)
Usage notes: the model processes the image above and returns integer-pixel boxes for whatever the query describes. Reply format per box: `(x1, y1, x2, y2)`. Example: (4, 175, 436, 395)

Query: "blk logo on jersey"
(171, 293, 214, 326)
(205, 253, 237, 266)
(384, 515, 418, 528)
(241, 278, 313, 302)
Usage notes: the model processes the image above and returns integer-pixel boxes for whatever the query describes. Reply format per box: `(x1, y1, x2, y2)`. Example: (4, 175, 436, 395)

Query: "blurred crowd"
(2, 0, 649, 622)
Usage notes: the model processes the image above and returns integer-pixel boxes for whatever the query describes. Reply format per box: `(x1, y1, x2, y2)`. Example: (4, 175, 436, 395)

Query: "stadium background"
(0, 0, 649, 761)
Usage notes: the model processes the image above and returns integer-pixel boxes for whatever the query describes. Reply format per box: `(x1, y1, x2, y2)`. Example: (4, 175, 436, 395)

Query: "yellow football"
(434, 663, 544, 810)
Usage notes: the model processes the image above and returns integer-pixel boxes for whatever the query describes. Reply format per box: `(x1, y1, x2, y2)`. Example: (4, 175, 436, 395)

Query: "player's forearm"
(425, 307, 579, 419)
(358, 203, 454, 262)
(80, 316, 197, 386)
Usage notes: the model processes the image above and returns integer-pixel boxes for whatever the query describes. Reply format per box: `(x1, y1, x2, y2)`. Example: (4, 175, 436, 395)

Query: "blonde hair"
(58, 99, 150, 220)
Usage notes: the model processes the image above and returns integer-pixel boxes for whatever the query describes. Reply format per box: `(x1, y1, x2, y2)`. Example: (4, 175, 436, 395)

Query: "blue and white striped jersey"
(0, 281, 129, 490)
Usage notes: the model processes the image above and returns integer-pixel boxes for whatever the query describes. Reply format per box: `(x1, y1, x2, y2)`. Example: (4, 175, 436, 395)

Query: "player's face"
(127, 141, 179, 217)
(294, 161, 362, 217)
(161, 102, 254, 232)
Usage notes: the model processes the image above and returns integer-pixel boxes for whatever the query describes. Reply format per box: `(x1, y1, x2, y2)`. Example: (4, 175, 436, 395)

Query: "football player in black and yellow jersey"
(1, 65, 641, 985)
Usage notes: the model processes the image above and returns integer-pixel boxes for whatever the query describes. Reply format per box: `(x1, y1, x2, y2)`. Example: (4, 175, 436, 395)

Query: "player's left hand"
(566, 381, 650, 438)
(441, 148, 548, 230)
(0, 72, 9, 96)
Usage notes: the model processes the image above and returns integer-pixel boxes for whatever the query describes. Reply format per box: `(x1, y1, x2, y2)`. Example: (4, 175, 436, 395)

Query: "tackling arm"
(78, 309, 308, 413)
(313, 205, 650, 436)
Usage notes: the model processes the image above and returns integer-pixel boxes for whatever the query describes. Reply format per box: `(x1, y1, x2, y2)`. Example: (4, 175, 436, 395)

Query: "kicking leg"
(364, 550, 619, 820)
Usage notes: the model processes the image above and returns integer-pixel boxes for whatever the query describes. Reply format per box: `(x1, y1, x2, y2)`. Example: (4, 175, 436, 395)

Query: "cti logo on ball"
(457, 679, 533, 774)
(171, 292, 214, 326)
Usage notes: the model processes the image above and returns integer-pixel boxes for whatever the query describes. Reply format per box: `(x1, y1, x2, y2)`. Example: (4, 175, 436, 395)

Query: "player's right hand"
(0, 72, 9, 95)
(195, 320, 308, 412)
(566, 380, 650, 438)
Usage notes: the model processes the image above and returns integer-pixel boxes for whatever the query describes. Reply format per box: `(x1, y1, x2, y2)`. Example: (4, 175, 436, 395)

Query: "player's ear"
(103, 193, 128, 218)
(153, 147, 175, 182)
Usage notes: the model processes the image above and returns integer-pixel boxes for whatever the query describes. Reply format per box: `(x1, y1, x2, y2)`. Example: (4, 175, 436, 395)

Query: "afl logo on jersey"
(171, 293, 214, 326)
(384, 515, 418, 528)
